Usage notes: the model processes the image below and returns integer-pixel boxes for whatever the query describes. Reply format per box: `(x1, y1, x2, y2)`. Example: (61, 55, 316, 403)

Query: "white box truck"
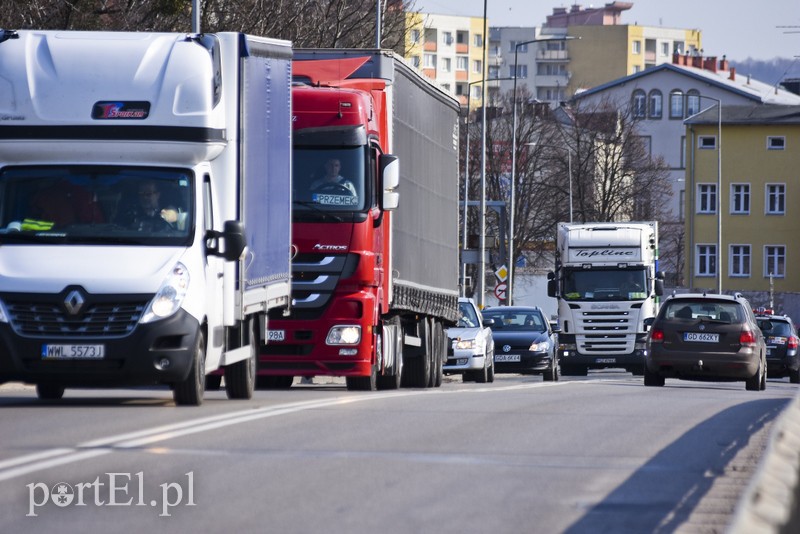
(547, 222, 664, 376)
(0, 30, 292, 404)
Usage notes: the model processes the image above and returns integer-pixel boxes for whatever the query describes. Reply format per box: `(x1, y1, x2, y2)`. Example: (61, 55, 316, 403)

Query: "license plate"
(267, 329, 285, 342)
(596, 358, 616, 364)
(495, 354, 521, 362)
(684, 332, 719, 343)
(768, 336, 786, 345)
(42, 344, 105, 360)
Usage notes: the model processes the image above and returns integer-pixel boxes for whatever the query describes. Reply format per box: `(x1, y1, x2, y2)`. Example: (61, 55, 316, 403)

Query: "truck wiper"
(293, 200, 343, 222)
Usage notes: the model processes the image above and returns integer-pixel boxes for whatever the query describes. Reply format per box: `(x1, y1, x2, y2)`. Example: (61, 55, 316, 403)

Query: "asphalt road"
(0, 370, 796, 533)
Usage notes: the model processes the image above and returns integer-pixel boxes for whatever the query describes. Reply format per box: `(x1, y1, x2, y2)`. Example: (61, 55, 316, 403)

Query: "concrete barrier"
(728, 388, 800, 533)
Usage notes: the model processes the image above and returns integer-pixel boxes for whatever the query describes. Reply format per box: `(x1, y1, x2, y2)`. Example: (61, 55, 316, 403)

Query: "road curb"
(728, 387, 800, 533)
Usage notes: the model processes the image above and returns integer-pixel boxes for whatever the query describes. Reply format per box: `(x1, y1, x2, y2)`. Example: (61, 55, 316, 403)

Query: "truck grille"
(290, 253, 358, 313)
(6, 300, 147, 338)
(576, 311, 636, 354)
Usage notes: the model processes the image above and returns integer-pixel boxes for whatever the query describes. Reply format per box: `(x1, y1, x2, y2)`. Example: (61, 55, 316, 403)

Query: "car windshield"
(293, 146, 367, 212)
(0, 165, 193, 246)
(457, 302, 480, 328)
(662, 301, 742, 322)
(483, 310, 546, 332)
(562, 268, 648, 301)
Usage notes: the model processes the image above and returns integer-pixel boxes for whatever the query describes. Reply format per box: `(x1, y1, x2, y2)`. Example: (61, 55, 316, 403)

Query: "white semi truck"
(547, 222, 664, 376)
(0, 30, 292, 404)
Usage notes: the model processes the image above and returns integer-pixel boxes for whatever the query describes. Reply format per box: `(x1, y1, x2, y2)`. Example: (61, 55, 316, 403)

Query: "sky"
(417, 0, 800, 62)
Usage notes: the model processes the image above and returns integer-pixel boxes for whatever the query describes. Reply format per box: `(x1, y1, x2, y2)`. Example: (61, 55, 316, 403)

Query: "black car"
(481, 306, 559, 381)
(645, 292, 767, 390)
(756, 311, 800, 383)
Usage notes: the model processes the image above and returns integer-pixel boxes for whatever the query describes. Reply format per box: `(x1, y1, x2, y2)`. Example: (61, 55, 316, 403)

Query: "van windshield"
(0, 165, 193, 246)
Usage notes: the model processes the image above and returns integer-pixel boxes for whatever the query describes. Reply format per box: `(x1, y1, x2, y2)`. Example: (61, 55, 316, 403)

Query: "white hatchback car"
(444, 298, 495, 382)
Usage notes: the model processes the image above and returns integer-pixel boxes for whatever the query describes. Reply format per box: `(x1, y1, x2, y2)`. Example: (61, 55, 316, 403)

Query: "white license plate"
(684, 332, 719, 343)
(596, 358, 616, 364)
(495, 354, 521, 362)
(42, 344, 105, 360)
(267, 329, 285, 342)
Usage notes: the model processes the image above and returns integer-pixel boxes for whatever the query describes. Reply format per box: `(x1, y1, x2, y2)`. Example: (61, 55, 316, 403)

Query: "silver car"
(444, 298, 495, 382)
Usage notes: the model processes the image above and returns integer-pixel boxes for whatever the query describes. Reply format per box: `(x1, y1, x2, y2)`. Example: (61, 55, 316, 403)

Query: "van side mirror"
(207, 220, 247, 261)
(654, 279, 664, 297)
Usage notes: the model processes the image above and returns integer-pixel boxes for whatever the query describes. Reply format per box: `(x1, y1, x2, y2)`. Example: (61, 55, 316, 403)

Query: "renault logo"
(64, 290, 85, 316)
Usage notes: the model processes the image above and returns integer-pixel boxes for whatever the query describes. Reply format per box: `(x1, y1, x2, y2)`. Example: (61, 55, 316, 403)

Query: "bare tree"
(0, 0, 415, 50)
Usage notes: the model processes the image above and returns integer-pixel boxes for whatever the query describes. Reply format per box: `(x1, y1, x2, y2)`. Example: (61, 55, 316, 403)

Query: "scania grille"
(575, 311, 635, 353)
(6, 301, 147, 338)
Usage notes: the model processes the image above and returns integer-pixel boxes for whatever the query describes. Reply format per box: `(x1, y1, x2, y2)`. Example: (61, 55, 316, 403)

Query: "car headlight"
(0, 298, 9, 323)
(456, 338, 476, 350)
(140, 262, 189, 324)
(326, 325, 361, 345)
(529, 341, 549, 352)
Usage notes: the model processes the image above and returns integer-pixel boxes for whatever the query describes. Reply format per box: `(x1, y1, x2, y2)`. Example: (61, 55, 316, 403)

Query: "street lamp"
(509, 35, 577, 305)
(462, 77, 516, 297)
(686, 95, 722, 293)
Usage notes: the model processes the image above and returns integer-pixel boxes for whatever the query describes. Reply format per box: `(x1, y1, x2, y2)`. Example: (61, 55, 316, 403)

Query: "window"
(441, 83, 450, 92)
(472, 59, 482, 73)
(632, 90, 646, 118)
(699, 136, 717, 149)
(410, 30, 420, 43)
(423, 54, 436, 68)
(766, 184, 785, 214)
(649, 90, 663, 119)
(456, 56, 468, 71)
(696, 244, 717, 276)
(441, 57, 451, 72)
(442, 32, 453, 46)
(686, 90, 701, 116)
(488, 65, 500, 79)
(669, 90, 684, 118)
(764, 245, 785, 277)
(730, 245, 751, 277)
(731, 184, 750, 214)
(470, 85, 481, 99)
(509, 64, 528, 79)
(697, 184, 716, 213)
(661, 42, 670, 56)
(510, 41, 528, 53)
(768, 136, 786, 150)
(680, 135, 686, 168)
(410, 56, 420, 68)
(474, 34, 483, 47)
(632, 40, 641, 54)
(679, 190, 685, 221)
(457, 31, 467, 45)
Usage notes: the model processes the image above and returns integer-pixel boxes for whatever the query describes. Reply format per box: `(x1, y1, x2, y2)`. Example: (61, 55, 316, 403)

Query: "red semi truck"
(260, 49, 461, 390)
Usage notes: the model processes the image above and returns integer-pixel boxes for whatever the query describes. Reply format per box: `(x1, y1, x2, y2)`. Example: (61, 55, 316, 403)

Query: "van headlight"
(326, 325, 361, 345)
(140, 263, 189, 324)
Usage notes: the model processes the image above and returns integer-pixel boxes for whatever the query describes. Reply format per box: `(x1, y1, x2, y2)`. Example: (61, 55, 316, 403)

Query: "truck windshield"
(562, 268, 648, 301)
(0, 166, 193, 245)
(293, 147, 367, 212)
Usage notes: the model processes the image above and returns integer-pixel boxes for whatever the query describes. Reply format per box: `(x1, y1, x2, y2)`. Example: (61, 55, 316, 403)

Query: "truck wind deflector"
(294, 125, 367, 147)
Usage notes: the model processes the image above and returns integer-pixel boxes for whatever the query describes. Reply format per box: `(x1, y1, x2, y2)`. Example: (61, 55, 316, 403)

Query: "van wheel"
(643, 365, 664, 387)
(790, 368, 800, 384)
(174, 332, 206, 406)
(36, 383, 65, 400)
(225, 320, 257, 400)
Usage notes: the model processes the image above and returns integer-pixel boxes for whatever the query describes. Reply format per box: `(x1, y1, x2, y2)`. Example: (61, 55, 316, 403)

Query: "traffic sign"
(495, 265, 508, 282)
(494, 282, 507, 300)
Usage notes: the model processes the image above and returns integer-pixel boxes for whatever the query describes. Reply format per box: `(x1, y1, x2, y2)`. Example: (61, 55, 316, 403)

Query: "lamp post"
(686, 95, 722, 293)
(478, 0, 488, 308)
(509, 34, 577, 305)
(462, 77, 516, 297)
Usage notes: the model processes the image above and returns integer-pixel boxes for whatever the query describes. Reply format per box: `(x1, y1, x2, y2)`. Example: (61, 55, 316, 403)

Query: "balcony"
(536, 50, 570, 61)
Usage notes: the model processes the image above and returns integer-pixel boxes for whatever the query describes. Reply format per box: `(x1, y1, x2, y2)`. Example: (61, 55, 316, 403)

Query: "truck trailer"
(547, 222, 664, 375)
(0, 30, 292, 405)
(261, 49, 461, 390)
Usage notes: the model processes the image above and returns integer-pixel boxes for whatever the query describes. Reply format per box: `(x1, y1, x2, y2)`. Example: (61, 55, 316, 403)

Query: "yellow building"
(401, 12, 488, 109)
(684, 105, 800, 294)
(567, 24, 701, 95)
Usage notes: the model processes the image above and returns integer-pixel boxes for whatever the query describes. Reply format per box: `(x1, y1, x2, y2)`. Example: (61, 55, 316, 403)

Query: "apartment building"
(685, 106, 800, 294)
(403, 12, 488, 109)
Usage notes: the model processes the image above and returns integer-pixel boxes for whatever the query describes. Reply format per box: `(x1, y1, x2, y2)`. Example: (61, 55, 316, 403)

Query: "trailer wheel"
(434, 321, 444, 387)
(36, 383, 65, 401)
(174, 331, 206, 406)
(403, 317, 431, 388)
(225, 320, 257, 400)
